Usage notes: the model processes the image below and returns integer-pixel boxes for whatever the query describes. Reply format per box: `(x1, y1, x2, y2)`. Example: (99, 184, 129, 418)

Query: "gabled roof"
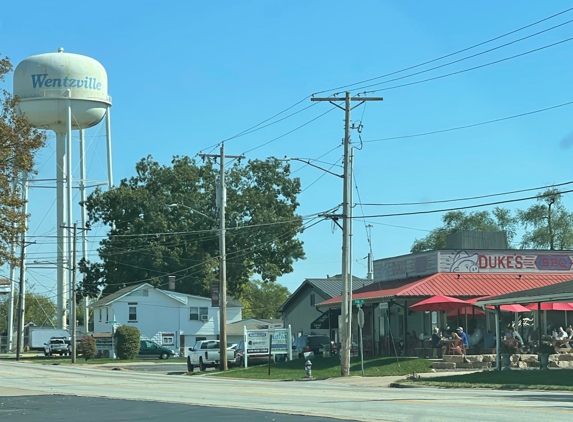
(476, 278, 573, 306)
(278, 276, 372, 312)
(90, 282, 243, 308)
(90, 283, 149, 307)
(317, 273, 573, 306)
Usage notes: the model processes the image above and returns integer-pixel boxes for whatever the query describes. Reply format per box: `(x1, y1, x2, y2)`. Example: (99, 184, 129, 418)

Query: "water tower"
(13, 48, 113, 329)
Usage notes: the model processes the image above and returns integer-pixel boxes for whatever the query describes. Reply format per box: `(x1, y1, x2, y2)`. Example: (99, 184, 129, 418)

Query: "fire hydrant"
(304, 360, 312, 378)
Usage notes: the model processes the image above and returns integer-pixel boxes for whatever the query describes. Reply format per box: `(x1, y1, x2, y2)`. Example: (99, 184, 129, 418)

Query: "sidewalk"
(325, 371, 468, 388)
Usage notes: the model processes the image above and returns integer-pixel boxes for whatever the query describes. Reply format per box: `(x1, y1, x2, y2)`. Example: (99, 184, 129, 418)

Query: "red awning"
(525, 302, 573, 311)
(317, 273, 573, 307)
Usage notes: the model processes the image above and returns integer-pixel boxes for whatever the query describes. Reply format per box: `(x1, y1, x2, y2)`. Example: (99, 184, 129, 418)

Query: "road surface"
(0, 361, 572, 422)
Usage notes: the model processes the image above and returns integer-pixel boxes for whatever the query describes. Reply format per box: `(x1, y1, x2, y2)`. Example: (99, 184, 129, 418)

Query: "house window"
(162, 334, 174, 346)
(142, 289, 149, 297)
(310, 293, 315, 306)
(98, 308, 102, 322)
(128, 302, 137, 322)
(190, 307, 199, 320)
(200, 307, 208, 320)
(105, 307, 109, 322)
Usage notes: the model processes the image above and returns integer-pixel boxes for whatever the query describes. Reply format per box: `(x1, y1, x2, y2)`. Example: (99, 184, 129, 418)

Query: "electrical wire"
(314, 7, 573, 94)
(357, 180, 573, 207)
(363, 36, 573, 94)
(345, 18, 573, 93)
(352, 188, 573, 219)
(241, 106, 337, 154)
(363, 100, 573, 143)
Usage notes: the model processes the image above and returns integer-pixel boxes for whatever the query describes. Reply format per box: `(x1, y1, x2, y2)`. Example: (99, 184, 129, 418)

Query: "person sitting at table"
(442, 332, 465, 355)
(511, 328, 525, 349)
(483, 329, 495, 349)
(431, 327, 441, 348)
(456, 327, 469, 349)
(557, 326, 568, 339)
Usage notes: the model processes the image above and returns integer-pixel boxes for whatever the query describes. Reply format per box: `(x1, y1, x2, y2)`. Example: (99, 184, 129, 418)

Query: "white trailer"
(28, 327, 69, 350)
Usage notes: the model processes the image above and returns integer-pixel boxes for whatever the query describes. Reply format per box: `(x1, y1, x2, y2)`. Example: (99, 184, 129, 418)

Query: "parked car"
(292, 335, 335, 358)
(138, 340, 176, 360)
(234, 340, 274, 367)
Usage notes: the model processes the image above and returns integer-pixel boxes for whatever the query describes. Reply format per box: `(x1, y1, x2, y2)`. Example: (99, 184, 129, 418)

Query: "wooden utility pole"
(311, 92, 383, 376)
(199, 144, 244, 371)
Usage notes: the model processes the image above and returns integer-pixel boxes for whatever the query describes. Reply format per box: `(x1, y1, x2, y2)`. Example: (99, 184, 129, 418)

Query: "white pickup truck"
(186, 340, 236, 371)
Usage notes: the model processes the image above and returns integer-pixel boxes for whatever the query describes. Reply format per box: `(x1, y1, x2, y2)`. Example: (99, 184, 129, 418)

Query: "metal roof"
(278, 276, 371, 312)
(475, 278, 573, 306)
(318, 273, 573, 306)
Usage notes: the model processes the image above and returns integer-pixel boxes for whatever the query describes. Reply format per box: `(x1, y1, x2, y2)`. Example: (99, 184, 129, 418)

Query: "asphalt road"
(1, 361, 572, 422)
(0, 395, 348, 422)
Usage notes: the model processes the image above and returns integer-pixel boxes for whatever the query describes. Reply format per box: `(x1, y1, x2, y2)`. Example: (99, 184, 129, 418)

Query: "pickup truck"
(187, 340, 236, 371)
(44, 337, 70, 357)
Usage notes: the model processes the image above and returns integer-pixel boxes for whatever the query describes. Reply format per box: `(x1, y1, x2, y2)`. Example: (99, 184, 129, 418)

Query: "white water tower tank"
(13, 48, 111, 132)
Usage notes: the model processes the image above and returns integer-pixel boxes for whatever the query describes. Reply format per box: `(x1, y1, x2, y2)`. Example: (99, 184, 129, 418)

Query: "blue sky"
(2, 1, 573, 298)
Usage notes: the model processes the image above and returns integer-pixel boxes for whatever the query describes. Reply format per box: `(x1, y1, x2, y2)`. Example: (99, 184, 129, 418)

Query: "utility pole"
(199, 143, 244, 371)
(15, 241, 35, 361)
(62, 222, 89, 364)
(311, 92, 382, 376)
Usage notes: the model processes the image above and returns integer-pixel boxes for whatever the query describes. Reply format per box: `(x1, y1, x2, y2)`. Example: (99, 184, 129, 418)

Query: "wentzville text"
(31, 74, 102, 90)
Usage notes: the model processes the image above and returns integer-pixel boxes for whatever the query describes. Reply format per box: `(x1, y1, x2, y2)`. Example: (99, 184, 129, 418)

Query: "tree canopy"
(0, 291, 57, 333)
(239, 280, 290, 319)
(0, 54, 45, 266)
(79, 155, 305, 298)
(410, 189, 573, 252)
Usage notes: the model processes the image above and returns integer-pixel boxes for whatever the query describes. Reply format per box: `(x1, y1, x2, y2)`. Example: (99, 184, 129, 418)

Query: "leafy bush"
(79, 335, 97, 361)
(115, 325, 141, 359)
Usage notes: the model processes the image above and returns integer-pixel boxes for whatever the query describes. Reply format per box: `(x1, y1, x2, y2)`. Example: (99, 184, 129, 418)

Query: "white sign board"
(243, 325, 292, 368)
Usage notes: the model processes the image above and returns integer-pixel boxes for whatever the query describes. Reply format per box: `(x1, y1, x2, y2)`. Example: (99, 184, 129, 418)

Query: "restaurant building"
(317, 247, 573, 356)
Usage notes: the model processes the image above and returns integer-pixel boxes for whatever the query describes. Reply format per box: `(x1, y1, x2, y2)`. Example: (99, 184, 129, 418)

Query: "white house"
(90, 283, 242, 355)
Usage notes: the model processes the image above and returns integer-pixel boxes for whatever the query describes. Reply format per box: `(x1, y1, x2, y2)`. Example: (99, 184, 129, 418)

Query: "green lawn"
(210, 356, 433, 380)
(405, 370, 573, 391)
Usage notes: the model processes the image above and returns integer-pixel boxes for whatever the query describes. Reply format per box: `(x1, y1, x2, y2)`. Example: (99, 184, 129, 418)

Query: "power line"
(363, 100, 573, 143)
(357, 180, 573, 206)
(352, 188, 573, 219)
(347, 18, 573, 93)
(241, 106, 337, 154)
(364, 36, 573, 94)
(314, 7, 573, 94)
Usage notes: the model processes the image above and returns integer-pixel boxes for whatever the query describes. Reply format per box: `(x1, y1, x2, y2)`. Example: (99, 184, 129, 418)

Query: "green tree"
(410, 208, 516, 253)
(0, 291, 57, 333)
(239, 280, 290, 319)
(518, 189, 573, 250)
(79, 155, 305, 297)
(0, 54, 45, 266)
(114, 325, 140, 360)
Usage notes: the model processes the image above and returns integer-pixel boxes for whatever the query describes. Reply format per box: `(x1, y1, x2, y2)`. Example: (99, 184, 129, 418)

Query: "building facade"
(91, 283, 242, 356)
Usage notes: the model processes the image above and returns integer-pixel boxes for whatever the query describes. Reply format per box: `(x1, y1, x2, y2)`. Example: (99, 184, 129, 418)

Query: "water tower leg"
(105, 107, 113, 188)
(79, 129, 89, 332)
(66, 102, 74, 331)
(56, 132, 68, 329)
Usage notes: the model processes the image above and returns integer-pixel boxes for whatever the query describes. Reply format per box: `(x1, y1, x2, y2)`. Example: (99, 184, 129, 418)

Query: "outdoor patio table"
(551, 339, 572, 353)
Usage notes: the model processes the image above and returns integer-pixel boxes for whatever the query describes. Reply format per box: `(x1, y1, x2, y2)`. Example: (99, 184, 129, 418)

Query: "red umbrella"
(525, 302, 573, 311)
(468, 297, 531, 313)
(447, 307, 486, 317)
(409, 295, 471, 312)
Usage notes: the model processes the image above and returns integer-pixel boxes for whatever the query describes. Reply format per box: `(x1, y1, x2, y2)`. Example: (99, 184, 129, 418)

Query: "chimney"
(168, 276, 175, 291)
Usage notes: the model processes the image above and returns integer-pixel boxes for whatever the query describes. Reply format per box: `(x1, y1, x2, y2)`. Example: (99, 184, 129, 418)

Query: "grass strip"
(403, 369, 573, 391)
(211, 355, 433, 380)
